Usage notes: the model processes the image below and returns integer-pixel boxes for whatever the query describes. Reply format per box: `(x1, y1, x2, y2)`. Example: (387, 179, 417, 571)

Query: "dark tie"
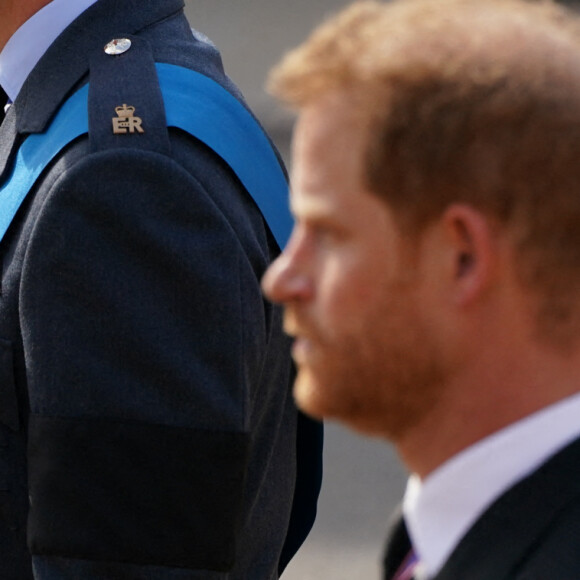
(392, 549, 419, 580)
(0, 86, 7, 125)
(383, 514, 421, 580)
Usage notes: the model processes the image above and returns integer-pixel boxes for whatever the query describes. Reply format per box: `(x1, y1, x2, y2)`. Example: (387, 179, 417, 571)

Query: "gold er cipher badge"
(112, 104, 145, 134)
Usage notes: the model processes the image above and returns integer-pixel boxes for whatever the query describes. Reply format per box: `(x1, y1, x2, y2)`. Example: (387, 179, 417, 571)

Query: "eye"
(310, 223, 344, 246)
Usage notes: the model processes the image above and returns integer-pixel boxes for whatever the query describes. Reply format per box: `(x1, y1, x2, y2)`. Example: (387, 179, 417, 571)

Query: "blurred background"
(183, 2, 408, 578)
(185, 0, 350, 159)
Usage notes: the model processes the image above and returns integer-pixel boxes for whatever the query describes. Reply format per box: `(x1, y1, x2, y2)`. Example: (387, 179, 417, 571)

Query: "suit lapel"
(0, 107, 19, 184)
(433, 437, 580, 580)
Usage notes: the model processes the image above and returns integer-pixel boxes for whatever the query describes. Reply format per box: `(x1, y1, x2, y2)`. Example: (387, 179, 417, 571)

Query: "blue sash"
(0, 63, 292, 248)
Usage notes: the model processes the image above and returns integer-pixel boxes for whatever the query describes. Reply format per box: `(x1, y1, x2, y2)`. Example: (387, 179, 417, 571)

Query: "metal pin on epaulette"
(104, 38, 132, 55)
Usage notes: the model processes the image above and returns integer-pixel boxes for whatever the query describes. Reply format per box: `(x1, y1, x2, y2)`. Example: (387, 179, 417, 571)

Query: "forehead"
(287, 90, 410, 254)
(294, 91, 367, 165)
(290, 92, 370, 210)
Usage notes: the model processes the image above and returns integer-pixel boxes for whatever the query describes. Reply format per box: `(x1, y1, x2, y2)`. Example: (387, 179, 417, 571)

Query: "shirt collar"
(402, 391, 580, 578)
(0, 0, 98, 102)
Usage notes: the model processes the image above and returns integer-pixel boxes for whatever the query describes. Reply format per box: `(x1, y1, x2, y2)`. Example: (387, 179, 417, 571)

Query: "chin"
(292, 367, 360, 425)
(293, 366, 419, 441)
(292, 368, 334, 421)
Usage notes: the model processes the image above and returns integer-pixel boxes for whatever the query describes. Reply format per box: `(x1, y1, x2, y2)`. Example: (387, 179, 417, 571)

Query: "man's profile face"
(262, 92, 449, 439)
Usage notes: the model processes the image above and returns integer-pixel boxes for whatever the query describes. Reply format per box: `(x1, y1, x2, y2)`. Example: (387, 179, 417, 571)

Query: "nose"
(262, 237, 312, 305)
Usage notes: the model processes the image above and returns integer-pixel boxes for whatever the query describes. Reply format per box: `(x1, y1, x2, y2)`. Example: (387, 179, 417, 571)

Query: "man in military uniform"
(0, 0, 321, 578)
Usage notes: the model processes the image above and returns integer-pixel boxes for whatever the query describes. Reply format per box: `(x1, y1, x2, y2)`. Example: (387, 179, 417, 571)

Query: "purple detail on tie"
(392, 549, 419, 580)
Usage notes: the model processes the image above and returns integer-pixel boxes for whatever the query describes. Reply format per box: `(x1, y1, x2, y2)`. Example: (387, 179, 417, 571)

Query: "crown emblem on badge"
(115, 104, 136, 117)
(112, 103, 145, 134)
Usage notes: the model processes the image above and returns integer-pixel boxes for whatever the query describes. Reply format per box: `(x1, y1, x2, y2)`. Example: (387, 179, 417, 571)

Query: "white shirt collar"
(0, 0, 98, 102)
(402, 391, 580, 578)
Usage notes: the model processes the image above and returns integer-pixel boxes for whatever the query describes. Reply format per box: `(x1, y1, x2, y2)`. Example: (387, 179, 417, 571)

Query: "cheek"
(316, 255, 386, 332)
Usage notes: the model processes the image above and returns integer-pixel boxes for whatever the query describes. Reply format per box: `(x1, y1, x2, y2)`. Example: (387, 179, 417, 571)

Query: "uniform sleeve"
(20, 142, 272, 576)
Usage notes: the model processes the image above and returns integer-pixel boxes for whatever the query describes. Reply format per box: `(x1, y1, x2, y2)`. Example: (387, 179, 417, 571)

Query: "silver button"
(104, 38, 132, 55)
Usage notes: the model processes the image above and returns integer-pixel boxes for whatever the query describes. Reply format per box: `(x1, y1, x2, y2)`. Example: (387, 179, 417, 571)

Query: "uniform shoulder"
(88, 35, 171, 156)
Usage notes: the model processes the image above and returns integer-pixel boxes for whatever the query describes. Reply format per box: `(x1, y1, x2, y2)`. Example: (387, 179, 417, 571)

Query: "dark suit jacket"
(0, 1, 320, 578)
(384, 436, 580, 579)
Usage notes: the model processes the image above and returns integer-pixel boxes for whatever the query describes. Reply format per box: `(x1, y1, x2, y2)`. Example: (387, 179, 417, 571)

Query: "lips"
(291, 336, 313, 364)
(284, 310, 320, 364)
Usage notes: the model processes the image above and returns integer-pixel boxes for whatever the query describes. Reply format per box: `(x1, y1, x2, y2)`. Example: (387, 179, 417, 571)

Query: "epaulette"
(88, 36, 171, 156)
(0, 35, 293, 249)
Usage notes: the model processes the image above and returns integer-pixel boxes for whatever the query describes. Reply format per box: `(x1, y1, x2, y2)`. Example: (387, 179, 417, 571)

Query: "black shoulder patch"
(88, 35, 170, 155)
(27, 415, 250, 571)
(0, 339, 19, 432)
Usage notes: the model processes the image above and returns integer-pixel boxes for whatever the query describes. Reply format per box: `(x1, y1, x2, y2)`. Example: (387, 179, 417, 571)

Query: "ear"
(441, 204, 499, 306)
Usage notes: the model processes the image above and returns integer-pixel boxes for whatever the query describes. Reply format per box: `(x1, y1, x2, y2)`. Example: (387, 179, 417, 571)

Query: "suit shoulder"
(513, 495, 580, 578)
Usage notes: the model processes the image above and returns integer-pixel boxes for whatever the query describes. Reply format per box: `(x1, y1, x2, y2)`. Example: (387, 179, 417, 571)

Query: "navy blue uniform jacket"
(0, 0, 321, 578)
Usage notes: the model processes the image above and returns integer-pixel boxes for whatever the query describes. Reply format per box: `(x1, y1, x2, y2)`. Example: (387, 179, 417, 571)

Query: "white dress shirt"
(402, 391, 580, 579)
(0, 0, 98, 102)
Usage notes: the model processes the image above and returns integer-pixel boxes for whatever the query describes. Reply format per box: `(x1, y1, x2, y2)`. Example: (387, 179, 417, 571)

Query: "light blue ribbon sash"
(0, 63, 292, 248)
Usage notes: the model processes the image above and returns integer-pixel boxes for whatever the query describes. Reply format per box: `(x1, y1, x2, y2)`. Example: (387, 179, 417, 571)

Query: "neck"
(396, 339, 580, 479)
(0, 0, 52, 52)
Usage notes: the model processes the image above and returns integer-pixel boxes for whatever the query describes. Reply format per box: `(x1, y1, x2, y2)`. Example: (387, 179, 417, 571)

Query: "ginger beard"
(288, 274, 449, 441)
